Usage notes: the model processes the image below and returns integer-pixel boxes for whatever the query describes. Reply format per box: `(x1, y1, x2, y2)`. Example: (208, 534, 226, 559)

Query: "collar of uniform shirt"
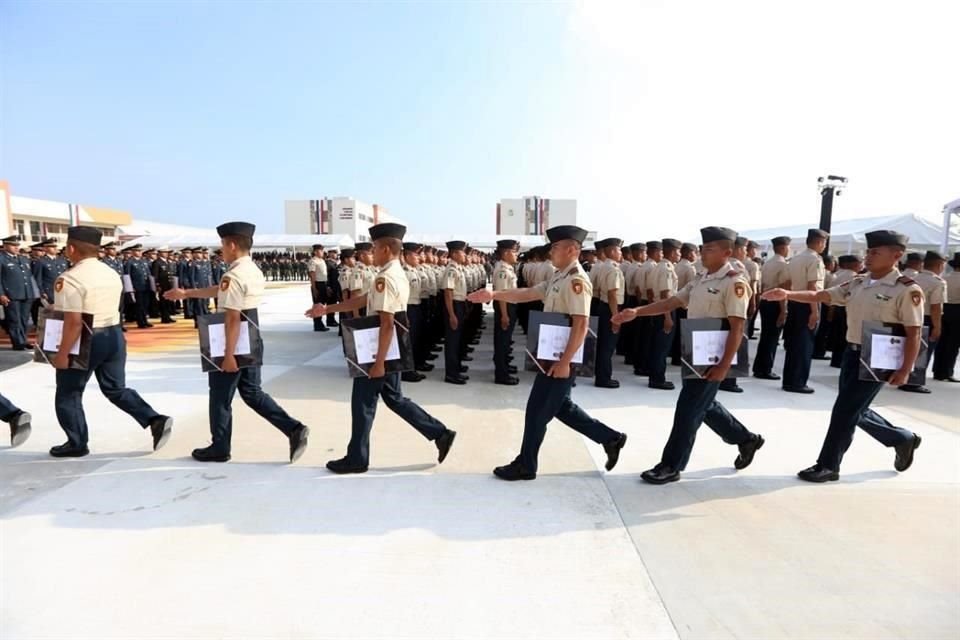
(228, 255, 253, 270)
(866, 268, 902, 287)
(378, 258, 400, 273)
(70, 257, 98, 268)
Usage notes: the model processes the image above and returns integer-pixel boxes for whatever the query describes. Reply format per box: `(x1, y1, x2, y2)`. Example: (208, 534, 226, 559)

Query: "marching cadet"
(781, 228, 828, 394)
(325, 249, 341, 328)
(1, 235, 38, 351)
(351, 242, 377, 316)
(752, 236, 791, 379)
(1, 393, 32, 447)
(307, 244, 330, 332)
(164, 222, 310, 463)
(899, 251, 947, 394)
(672, 243, 698, 366)
(401, 242, 426, 383)
(152, 247, 178, 323)
(124, 244, 154, 328)
(50, 226, 173, 457)
(492, 239, 520, 385)
(647, 238, 682, 390)
(613, 227, 765, 485)
(467, 225, 627, 481)
(828, 254, 862, 368)
(762, 230, 923, 482)
(933, 253, 960, 382)
(442, 240, 469, 384)
(594, 238, 624, 389)
(305, 223, 457, 474)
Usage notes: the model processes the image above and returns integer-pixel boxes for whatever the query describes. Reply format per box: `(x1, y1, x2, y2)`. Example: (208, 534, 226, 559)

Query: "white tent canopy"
(404, 234, 549, 250)
(120, 233, 356, 251)
(740, 213, 960, 255)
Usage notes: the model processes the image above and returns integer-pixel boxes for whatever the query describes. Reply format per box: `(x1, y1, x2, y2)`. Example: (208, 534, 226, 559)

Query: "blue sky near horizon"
(2, 1, 958, 240)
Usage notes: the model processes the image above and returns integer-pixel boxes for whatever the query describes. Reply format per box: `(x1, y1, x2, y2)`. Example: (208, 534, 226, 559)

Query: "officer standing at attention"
(0, 393, 32, 447)
(123, 244, 153, 329)
(178, 248, 195, 320)
(305, 223, 457, 474)
(165, 222, 310, 463)
(442, 240, 469, 385)
(752, 236, 792, 380)
(468, 225, 627, 481)
(647, 238, 682, 390)
(492, 239, 520, 385)
(400, 242, 426, 383)
(49, 226, 173, 457)
(34, 239, 68, 325)
(827, 254, 862, 368)
(613, 227, 765, 485)
(307, 244, 330, 332)
(781, 228, 828, 394)
(100, 241, 127, 331)
(594, 238, 624, 389)
(152, 247, 178, 324)
(932, 253, 960, 382)
(899, 251, 947, 394)
(620, 243, 644, 366)
(762, 230, 923, 482)
(191, 247, 213, 326)
(1, 235, 38, 350)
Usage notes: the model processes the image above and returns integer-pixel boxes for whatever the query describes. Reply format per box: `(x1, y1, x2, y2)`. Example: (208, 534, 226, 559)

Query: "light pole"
(817, 175, 847, 254)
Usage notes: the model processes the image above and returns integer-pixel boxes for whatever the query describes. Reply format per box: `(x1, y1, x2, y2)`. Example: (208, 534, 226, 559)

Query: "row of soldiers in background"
(305, 241, 494, 385)
(252, 252, 313, 282)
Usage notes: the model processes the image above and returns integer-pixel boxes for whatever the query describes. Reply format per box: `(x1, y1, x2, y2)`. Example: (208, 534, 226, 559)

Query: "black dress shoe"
(719, 381, 744, 393)
(425, 353, 438, 361)
(431, 346, 443, 353)
(894, 434, 921, 472)
(641, 464, 680, 485)
(797, 464, 838, 483)
(149, 415, 174, 451)
(633, 369, 647, 376)
(603, 432, 628, 471)
(595, 379, 620, 389)
(462, 355, 473, 362)
(8, 411, 32, 448)
(493, 460, 536, 481)
(444, 376, 467, 385)
(783, 385, 815, 394)
(50, 443, 90, 458)
(648, 381, 675, 390)
(436, 429, 457, 464)
(753, 372, 781, 381)
(402, 371, 426, 383)
(507, 365, 518, 374)
(934, 376, 960, 383)
(289, 425, 310, 463)
(898, 384, 932, 394)
(326, 457, 368, 474)
(138, 323, 154, 328)
(416, 363, 435, 372)
(192, 446, 231, 462)
(327, 320, 339, 327)
(812, 355, 830, 361)
(495, 376, 520, 386)
(734, 434, 764, 470)
(314, 325, 330, 332)
(459, 365, 470, 374)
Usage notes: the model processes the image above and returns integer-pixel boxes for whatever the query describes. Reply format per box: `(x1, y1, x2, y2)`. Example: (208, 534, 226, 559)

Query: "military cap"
(1, 235, 20, 245)
(312, 244, 324, 251)
(198, 247, 209, 252)
(341, 248, 356, 258)
(496, 239, 520, 250)
(807, 228, 830, 242)
(354, 242, 373, 252)
(581, 248, 595, 255)
(662, 238, 682, 250)
(39, 237, 58, 247)
(837, 254, 860, 266)
(446, 240, 467, 251)
(629, 242, 644, 251)
(102, 241, 117, 249)
(681, 242, 698, 253)
(645, 240, 662, 251)
(157, 246, 171, 252)
(700, 226, 738, 244)
(402, 242, 422, 252)
(771, 236, 791, 247)
(545, 225, 588, 244)
(734, 236, 748, 248)
(66, 226, 102, 245)
(29, 241, 44, 249)
(216, 221, 256, 238)
(369, 222, 406, 241)
(924, 250, 945, 262)
(865, 230, 909, 249)
(597, 237, 622, 249)
(905, 252, 923, 262)
(127, 243, 142, 250)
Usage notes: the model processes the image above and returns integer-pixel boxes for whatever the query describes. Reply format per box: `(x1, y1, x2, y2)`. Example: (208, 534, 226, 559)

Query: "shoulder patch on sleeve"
(54, 277, 65, 293)
(220, 277, 231, 291)
(375, 277, 386, 293)
(897, 276, 915, 285)
(733, 281, 746, 298)
(911, 291, 922, 306)
(572, 278, 584, 295)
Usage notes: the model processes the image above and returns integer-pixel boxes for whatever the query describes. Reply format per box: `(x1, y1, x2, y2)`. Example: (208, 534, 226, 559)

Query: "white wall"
(284, 200, 313, 234)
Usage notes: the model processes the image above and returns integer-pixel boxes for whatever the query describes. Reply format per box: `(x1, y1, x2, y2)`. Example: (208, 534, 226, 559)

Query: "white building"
(496, 196, 579, 236)
(285, 197, 404, 244)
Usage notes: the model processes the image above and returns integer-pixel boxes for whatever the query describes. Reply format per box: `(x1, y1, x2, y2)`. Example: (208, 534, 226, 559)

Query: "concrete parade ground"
(1, 285, 958, 640)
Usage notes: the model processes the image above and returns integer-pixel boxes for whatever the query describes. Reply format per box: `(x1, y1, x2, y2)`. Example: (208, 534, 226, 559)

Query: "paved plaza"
(1, 286, 958, 640)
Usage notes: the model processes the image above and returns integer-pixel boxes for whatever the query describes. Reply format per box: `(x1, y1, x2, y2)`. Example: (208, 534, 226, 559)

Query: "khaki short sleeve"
(826, 284, 848, 306)
(493, 269, 510, 291)
(675, 282, 693, 308)
(531, 281, 548, 300)
(443, 268, 456, 290)
(609, 269, 624, 292)
(349, 270, 364, 292)
(55, 277, 85, 312)
(565, 277, 591, 316)
(930, 280, 946, 305)
(723, 276, 750, 318)
(655, 267, 670, 293)
(219, 276, 246, 310)
(898, 286, 924, 327)
(806, 258, 823, 288)
(370, 276, 403, 314)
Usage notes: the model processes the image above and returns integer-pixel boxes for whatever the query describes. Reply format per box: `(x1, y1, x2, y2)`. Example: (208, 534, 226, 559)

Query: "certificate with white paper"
(353, 326, 401, 364)
(869, 334, 905, 370)
(42, 319, 81, 356)
(207, 321, 253, 358)
(692, 330, 739, 366)
(536, 324, 584, 364)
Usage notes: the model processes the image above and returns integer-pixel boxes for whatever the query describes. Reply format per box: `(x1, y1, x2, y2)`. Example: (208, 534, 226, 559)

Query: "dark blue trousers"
(828, 306, 848, 368)
(595, 304, 616, 384)
(134, 289, 151, 327)
(493, 303, 516, 379)
(407, 303, 424, 366)
(55, 325, 160, 447)
(3, 299, 31, 347)
(648, 312, 675, 384)
(661, 378, 755, 471)
(208, 358, 302, 454)
(518, 372, 619, 472)
(753, 300, 784, 375)
(783, 300, 816, 388)
(347, 371, 447, 465)
(933, 303, 960, 379)
(816, 347, 915, 470)
(444, 301, 465, 376)
(0, 393, 19, 420)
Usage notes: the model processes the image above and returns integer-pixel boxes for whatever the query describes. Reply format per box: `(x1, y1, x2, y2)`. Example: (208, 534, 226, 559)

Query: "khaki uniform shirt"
(653, 260, 679, 300)
(589, 260, 607, 296)
(788, 248, 825, 292)
(914, 270, 946, 315)
(945, 271, 960, 304)
(636, 259, 659, 301)
(55, 257, 122, 328)
(744, 259, 760, 294)
(598, 261, 625, 305)
(761, 254, 791, 291)
(217, 256, 264, 311)
(833, 268, 858, 287)
(676, 258, 697, 290)
(902, 267, 920, 278)
(492, 260, 517, 292)
(443, 263, 467, 301)
(307, 256, 327, 282)
(533, 262, 592, 316)
(368, 259, 407, 315)
(676, 267, 751, 320)
(621, 261, 638, 297)
(338, 265, 353, 294)
(351, 264, 375, 295)
(692, 258, 704, 275)
(404, 264, 422, 305)
(825, 269, 924, 344)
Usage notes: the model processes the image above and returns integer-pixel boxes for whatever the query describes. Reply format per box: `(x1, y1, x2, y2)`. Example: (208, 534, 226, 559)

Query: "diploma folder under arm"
(197, 309, 263, 372)
(341, 311, 415, 378)
(32, 308, 95, 370)
(524, 311, 599, 378)
(680, 317, 750, 379)
(858, 322, 930, 386)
